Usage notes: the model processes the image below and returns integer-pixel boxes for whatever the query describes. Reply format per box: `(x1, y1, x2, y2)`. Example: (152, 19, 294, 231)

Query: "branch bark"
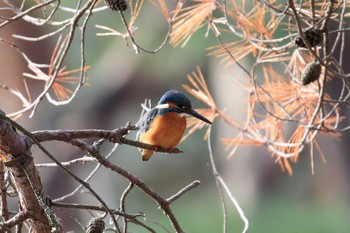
(32, 126, 183, 155)
(0, 110, 63, 233)
(0, 112, 194, 232)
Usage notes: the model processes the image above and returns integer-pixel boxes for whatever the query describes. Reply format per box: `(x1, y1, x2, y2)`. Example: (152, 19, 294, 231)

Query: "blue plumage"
(136, 90, 212, 160)
(137, 90, 191, 134)
(157, 90, 192, 115)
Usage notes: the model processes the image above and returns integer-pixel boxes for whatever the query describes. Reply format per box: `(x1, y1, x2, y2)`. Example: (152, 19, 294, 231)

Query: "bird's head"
(155, 90, 212, 124)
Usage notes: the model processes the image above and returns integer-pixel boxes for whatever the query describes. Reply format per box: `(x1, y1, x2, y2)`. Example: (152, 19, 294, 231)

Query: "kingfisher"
(136, 90, 212, 161)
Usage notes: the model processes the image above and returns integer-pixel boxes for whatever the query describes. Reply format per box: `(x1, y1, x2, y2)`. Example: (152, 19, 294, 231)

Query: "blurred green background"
(1, 1, 350, 232)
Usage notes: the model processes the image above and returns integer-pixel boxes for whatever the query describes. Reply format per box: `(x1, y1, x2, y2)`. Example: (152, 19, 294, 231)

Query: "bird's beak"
(187, 109, 212, 125)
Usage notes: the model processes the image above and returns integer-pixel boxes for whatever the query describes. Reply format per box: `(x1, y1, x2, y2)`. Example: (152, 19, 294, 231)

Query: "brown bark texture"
(0, 110, 63, 233)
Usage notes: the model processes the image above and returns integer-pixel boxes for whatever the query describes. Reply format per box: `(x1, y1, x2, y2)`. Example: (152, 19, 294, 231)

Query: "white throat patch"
(155, 103, 169, 109)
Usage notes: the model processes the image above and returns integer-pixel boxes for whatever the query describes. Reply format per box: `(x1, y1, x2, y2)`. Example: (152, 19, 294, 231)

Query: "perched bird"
(136, 90, 212, 161)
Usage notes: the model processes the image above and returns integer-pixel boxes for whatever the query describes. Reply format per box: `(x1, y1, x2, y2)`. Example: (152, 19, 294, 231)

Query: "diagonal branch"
(0, 111, 63, 233)
(71, 139, 185, 233)
(0, 210, 31, 232)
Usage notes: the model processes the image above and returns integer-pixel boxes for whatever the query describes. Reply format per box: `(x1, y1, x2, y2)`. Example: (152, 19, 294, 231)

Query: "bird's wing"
(136, 108, 158, 140)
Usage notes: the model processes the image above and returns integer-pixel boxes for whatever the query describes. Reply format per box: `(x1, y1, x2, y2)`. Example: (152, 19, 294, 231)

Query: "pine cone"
(86, 218, 105, 233)
(295, 29, 323, 48)
(104, 0, 127, 11)
(301, 62, 322, 85)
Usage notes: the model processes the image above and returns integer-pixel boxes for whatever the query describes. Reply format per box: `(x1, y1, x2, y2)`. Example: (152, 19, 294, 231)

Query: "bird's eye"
(178, 105, 189, 111)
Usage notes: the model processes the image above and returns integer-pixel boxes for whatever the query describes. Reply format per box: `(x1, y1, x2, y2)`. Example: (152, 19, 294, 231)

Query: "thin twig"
(118, 10, 171, 54)
(120, 182, 134, 233)
(53, 142, 118, 202)
(0, 162, 10, 232)
(207, 127, 249, 233)
(53, 201, 156, 232)
(0, 211, 31, 232)
(72, 140, 185, 233)
(0, 0, 57, 28)
(35, 156, 97, 167)
(166, 180, 200, 204)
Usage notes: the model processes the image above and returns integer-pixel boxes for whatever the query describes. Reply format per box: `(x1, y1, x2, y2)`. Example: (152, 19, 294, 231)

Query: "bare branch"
(119, 182, 134, 233)
(71, 140, 185, 233)
(207, 127, 249, 233)
(0, 162, 9, 232)
(1, 139, 62, 233)
(0, 211, 31, 232)
(32, 125, 183, 154)
(166, 180, 200, 205)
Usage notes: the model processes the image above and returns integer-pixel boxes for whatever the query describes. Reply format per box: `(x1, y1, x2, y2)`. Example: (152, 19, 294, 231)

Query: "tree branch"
(71, 139, 186, 233)
(0, 162, 10, 233)
(0, 110, 63, 233)
(32, 124, 183, 155)
(0, 210, 31, 232)
(166, 180, 200, 205)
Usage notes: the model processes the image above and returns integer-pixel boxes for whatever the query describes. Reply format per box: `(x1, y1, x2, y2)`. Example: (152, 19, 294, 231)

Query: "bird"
(136, 90, 212, 161)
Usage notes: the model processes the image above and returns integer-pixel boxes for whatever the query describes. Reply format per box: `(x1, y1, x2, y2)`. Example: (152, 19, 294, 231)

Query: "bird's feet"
(167, 147, 175, 154)
(153, 145, 158, 153)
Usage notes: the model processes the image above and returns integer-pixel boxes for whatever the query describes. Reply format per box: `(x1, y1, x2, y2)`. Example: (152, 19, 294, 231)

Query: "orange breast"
(139, 112, 187, 149)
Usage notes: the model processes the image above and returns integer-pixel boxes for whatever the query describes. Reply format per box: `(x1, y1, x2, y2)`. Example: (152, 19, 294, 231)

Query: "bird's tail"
(141, 149, 154, 161)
